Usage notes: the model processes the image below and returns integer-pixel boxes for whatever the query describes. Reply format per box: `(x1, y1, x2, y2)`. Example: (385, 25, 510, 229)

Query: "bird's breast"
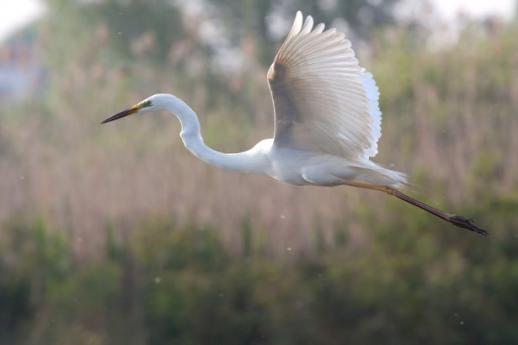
(266, 147, 314, 185)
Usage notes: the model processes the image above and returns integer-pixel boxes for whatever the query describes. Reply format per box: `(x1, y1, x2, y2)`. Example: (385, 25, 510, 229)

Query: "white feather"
(268, 11, 383, 159)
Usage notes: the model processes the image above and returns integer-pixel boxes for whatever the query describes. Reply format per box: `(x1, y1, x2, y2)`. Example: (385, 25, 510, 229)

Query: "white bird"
(102, 11, 487, 236)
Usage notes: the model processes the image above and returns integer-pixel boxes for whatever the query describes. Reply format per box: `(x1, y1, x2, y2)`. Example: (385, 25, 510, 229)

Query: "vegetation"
(1, 0, 517, 344)
(1, 204, 517, 344)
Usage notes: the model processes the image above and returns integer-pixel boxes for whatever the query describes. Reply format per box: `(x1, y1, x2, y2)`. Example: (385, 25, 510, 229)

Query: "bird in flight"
(102, 11, 487, 236)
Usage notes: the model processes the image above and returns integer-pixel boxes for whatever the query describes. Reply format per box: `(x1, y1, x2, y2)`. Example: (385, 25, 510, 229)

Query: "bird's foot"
(448, 215, 488, 236)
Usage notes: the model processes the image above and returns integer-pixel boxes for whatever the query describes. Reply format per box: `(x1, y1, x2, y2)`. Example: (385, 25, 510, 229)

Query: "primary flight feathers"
(268, 11, 382, 159)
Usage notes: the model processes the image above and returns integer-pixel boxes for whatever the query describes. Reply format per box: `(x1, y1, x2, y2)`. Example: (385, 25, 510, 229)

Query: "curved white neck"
(157, 94, 266, 173)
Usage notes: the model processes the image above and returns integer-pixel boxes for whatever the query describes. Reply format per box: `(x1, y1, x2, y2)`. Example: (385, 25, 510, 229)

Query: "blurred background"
(1, 0, 517, 344)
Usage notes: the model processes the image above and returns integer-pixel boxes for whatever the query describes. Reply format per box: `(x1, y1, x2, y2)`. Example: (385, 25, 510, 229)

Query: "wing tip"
(289, 11, 304, 37)
(301, 14, 314, 34)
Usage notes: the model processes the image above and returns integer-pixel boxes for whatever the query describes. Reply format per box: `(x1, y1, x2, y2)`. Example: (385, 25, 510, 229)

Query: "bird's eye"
(140, 100, 152, 108)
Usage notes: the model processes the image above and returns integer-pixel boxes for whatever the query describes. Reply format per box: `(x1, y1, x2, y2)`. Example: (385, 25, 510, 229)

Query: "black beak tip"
(101, 107, 137, 125)
(101, 117, 117, 125)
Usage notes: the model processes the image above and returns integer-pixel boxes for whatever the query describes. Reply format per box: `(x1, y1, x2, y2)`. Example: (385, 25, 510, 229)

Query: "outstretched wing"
(268, 11, 382, 159)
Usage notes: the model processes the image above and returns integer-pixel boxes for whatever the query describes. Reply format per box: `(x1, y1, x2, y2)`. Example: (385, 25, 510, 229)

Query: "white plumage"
(266, 11, 403, 186)
(269, 11, 382, 160)
(102, 11, 488, 236)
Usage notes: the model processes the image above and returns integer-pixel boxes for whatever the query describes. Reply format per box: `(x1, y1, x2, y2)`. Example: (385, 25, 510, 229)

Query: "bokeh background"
(1, 0, 517, 344)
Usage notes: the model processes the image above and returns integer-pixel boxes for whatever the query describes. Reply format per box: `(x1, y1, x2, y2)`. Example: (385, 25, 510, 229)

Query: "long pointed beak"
(101, 105, 140, 124)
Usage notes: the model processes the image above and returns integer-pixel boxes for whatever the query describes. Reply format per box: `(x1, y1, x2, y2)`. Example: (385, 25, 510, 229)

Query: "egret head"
(101, 95, 162, 124)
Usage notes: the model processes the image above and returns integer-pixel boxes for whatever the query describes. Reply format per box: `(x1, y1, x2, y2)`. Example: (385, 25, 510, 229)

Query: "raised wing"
(268, 11, 382, 159)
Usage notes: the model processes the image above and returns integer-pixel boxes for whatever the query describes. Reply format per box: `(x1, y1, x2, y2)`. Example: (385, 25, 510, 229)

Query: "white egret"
(102, 11, 487, 236)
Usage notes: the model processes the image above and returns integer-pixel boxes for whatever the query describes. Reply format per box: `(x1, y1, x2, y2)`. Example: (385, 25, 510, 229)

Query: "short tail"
(352, 162, 408, 188)
(345, 181, 488, 236)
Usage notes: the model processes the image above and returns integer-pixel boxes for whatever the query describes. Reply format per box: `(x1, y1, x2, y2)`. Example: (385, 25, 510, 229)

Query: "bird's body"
(150, 93, 404, 188)
(102, 12, 487, 235)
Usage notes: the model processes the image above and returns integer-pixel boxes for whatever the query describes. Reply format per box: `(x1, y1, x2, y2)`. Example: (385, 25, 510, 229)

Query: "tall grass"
(1, 16, 517, 259)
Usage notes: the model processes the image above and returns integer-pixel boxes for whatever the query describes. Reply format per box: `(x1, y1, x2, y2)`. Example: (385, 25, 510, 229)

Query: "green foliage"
(0, 217, 71, 342)
(44, 0, 184, 64)
(206, 0, 399, 64)
(0, 201, 517, 344)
